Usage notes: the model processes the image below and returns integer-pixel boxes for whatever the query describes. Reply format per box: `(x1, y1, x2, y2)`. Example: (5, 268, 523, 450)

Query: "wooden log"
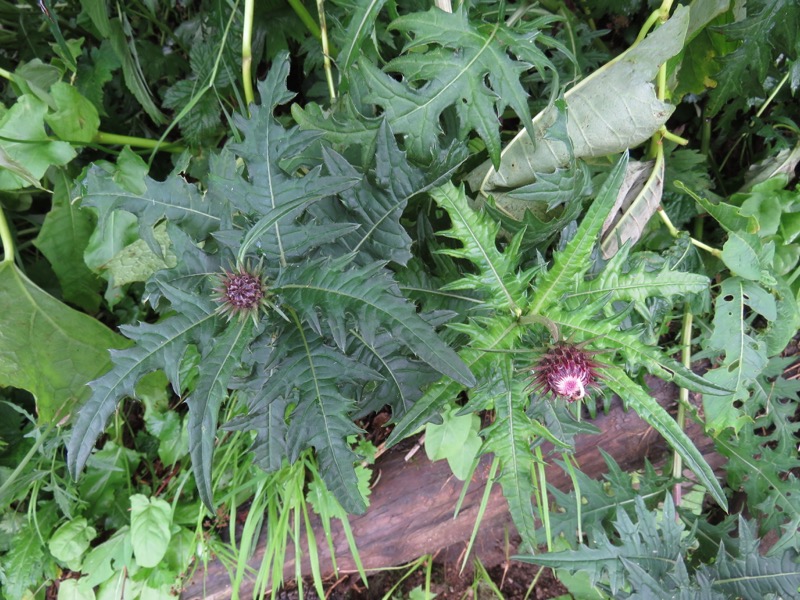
(182, 377, 725, 599)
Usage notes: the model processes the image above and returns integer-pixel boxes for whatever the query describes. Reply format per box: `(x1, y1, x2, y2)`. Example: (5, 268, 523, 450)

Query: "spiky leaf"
(67, 294, 218, 479)
(359, 6, 550, 165)
(602, 366, 727, 510)
(529, 153, 629, 314)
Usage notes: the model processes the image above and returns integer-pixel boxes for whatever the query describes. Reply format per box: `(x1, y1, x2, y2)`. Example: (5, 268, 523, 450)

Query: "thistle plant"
(386, 153, 728, 552)
(66, 56, 476, 513)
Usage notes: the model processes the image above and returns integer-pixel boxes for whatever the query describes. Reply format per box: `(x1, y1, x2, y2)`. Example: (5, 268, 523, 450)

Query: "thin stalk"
(0, 206, 14, 264)
(287, 0, 321, 39)
(657, 204, 722, 258)
(562, 453, 582, 542)
(242, 0, 255, 108)
(316, 0, 336, 102)
(93, 131, 184, 153)
(672, 308, 693, 511)
(0, 417, 59, 507)
(534, 445, 552, 552)
(661, 127, 689, 146)
(460, 457, 499, 573)
(755, 69, 791, 119)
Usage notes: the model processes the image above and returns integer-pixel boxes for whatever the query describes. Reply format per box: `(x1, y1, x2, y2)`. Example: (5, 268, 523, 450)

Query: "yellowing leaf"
(0, 262, 126, 422)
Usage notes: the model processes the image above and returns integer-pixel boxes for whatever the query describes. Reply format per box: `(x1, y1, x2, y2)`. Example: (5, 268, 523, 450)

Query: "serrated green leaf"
(483, 363, 539, 552)
(0, 95, 75, 190)
(0, 263, 125, 423)
(0, 522, 46, 598)
(360, 6, 543, 165)
(430, 182, 526, 312)
(76, 41, 119, 116)
(107, 17, 165, 124)
(78, 164, 221, 255)
(387, 314, 521, 446)
(275, 260, 476, 387)
(517, 496, 691, 595)
(529, 152, 629, 314)
(129, 494, 172, 568)
(187, 319, 253, 509)
(67, 300, 217, 479)
(700, 517, 800, 597)
(291, 98, 382, 163)
(162, 78, 222, 145)
(265, 328, 377, 513)
(319, 121, 465, 266)
(707, 0, 799, 117)
(336, 0, 388, 80)
(603, 367, 727, 510)
(580, 244, 709, 307)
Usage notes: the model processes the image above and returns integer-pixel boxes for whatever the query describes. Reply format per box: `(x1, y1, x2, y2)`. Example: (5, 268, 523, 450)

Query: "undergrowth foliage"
(2, 0, 800, 598)
(66, 55, 475, 513)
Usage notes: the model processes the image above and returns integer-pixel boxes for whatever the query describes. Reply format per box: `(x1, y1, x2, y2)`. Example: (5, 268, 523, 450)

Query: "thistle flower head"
(529, 342, 602, 402)
(212, 261, 269, 324)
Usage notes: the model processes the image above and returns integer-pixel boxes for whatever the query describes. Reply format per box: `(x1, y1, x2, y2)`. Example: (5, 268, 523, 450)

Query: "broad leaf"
(0, 94, 75, 190)
(129, 494, 172, 568)
(600, 157, 664, 259)
(34, 173, 103, 312)
(702, 277, 770, 433)
(0, 262, 125, 423)
(477, 6, 689, 193)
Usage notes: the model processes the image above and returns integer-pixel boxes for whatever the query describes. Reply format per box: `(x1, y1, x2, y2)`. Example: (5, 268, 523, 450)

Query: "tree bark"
(181, 377, 725, 599)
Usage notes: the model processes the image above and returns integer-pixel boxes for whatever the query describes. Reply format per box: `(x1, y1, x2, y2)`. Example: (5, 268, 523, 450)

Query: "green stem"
(93, 131, 184, 153)
(657, 206, 722, 258)
(661, 126, 688, 146)
(534, 445, 552, 552)
(316, 0, 336, 102)
(0, 417, 59, 507)
(242, 0, 255, 108)
(756, 68, 791, 119)
(287, 0, 321, 39)
(0, 206, 14, 264)
(672, 308, 692, 510)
